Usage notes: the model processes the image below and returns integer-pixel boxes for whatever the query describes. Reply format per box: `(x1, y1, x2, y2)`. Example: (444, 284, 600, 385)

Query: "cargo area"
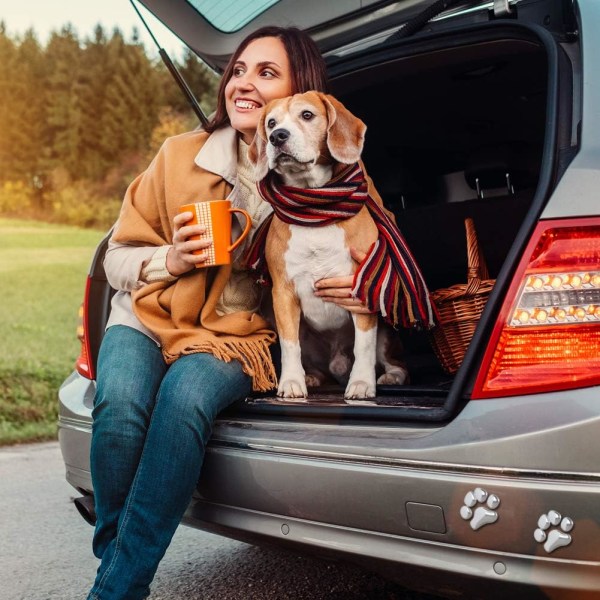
(87, 27, 570, 421)
(326, 30, 557, 393)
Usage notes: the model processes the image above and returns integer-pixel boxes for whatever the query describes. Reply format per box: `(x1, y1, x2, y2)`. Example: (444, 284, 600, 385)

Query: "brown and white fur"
(249, 91, 408, 401)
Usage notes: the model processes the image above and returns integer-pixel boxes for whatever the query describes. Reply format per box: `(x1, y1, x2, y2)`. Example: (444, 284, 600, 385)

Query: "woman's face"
(225, 36, 293, 144)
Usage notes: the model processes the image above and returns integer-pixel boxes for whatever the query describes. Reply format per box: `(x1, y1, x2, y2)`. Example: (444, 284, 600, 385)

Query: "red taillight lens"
(75, 276, 94, 380)
(472, 217, 600, 398)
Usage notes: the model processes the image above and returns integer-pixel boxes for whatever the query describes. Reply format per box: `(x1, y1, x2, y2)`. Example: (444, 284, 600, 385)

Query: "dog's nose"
(269, 128, 290, 147)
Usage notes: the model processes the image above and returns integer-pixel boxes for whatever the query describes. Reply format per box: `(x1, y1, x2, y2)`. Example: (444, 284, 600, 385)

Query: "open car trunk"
(239, 22, 574, 421)
(85, 20, 575, 425)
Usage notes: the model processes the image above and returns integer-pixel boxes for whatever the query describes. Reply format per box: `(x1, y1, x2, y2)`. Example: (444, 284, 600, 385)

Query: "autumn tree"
(43, 25, 84, 180)
(12, 30, 46, 191)
(0, 23, 19, 183)
(0, 21, 219, 226)
(162, 47, 219, 118)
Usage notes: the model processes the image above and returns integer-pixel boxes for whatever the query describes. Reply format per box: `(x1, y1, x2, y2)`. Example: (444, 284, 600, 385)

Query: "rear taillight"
(75, 276, 94, 380)
(472, 217, 600, 398)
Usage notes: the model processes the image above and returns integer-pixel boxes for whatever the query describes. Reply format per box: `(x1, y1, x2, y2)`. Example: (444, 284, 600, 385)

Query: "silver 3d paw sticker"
(460, 487, 501, 530)
(534, 510, 574, 553)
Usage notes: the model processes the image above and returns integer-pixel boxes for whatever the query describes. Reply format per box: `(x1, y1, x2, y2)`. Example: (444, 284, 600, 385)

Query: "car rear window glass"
(185, 0, 281, 33)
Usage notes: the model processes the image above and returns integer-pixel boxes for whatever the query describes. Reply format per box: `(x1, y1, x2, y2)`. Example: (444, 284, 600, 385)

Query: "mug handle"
(228, 208, 252, 252)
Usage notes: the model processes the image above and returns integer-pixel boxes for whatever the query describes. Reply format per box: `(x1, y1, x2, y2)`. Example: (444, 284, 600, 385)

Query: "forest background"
(0, 21, 218, 228)
(0, 21, 218, 444)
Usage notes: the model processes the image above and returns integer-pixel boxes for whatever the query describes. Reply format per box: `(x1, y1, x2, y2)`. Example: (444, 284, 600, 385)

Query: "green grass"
(0, 218, 104, 445)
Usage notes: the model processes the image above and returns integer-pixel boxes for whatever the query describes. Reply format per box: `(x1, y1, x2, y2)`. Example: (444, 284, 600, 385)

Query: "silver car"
(59, 0, 600, 596)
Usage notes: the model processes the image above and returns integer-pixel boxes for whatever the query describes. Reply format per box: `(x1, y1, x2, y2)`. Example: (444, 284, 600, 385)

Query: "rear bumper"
(58, 371, 94, 492)
(194, 442, 600, 556)
(184, 498, 600, 597)
(58, 371, 600, 594)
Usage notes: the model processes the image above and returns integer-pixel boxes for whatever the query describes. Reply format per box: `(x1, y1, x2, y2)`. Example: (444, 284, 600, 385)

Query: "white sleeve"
(103, 240, 175, 291)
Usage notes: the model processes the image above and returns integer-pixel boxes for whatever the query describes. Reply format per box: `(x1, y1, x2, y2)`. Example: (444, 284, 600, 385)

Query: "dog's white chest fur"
(284, 223, 352, 332)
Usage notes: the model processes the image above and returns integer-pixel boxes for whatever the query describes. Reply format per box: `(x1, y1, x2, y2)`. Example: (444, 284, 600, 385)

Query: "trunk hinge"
(492, 0, 515, 18)
(389, 0, 518, 41)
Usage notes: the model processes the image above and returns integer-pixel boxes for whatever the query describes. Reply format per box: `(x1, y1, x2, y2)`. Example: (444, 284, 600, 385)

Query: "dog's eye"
(301, 110, 314, 121)
(267, 118, 276, 129)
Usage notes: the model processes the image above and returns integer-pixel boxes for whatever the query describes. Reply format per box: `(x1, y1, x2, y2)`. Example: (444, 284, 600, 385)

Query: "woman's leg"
(91, 325, 167, 558)
(88, 351, 252, 600)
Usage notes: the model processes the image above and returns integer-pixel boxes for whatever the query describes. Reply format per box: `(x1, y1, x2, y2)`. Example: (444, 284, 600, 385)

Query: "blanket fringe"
(163, 338, 277, 392)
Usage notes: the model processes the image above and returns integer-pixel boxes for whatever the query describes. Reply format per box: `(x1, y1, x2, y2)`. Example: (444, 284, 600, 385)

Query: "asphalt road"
(0, 442, 443, 600)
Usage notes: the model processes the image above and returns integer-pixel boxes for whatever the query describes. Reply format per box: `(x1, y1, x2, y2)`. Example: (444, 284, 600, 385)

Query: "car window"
(186, 0, 281, 33)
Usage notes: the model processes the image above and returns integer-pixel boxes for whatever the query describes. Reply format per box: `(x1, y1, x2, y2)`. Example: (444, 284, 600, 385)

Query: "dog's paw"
(305, 373, 324, 388)
(344, 379, 376, 401)
(377, 367, 409, 385)
(277, 379, 308, 399)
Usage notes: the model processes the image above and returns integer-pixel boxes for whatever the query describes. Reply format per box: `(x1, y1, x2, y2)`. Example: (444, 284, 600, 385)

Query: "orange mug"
(179, 200, 252, 267)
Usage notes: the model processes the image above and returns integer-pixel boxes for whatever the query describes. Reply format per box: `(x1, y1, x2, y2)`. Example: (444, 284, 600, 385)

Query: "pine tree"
(0, 22, 19, 183)
(0, 19, 221, 224)
(42, 25, 83, 178)
(96, 28, 162, 175)
(76, 24, 112, 179)
(160, 48, 218, 119)
(180, 49, 218, 115)
(12, 30, 46, 190)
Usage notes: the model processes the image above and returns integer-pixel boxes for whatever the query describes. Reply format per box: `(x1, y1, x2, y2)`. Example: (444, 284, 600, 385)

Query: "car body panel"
(542, 0, 600, 219)
(59, 372, 600, 477)
(209, 396, 600, 474)
(196, 448, 600, 560)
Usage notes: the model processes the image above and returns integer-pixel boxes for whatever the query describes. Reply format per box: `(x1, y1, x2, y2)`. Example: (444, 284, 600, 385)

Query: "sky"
(0, 0, 185, 57)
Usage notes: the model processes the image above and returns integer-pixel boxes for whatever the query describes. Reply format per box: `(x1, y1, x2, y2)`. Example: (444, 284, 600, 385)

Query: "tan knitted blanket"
(112, 130, 277, 391)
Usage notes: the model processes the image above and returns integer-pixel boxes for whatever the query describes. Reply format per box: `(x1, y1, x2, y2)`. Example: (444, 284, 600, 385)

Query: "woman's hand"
(313, 248, 376, 314)
(166, 211, 213, 277)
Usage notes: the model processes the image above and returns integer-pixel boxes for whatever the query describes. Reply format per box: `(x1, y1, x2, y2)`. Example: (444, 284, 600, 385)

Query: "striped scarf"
(245, 163, 435, 329)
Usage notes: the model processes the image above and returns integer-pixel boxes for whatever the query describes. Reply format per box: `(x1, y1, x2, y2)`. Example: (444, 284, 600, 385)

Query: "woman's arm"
(104, 211, 214, 292)
(103, 240, 172, 292)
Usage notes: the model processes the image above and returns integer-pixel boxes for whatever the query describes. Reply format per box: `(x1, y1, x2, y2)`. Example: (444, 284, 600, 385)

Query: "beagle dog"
(249, 91, 408, 401)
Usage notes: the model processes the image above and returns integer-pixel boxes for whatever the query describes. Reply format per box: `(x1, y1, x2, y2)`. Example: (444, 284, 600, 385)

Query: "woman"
(87, 26, 369, 600)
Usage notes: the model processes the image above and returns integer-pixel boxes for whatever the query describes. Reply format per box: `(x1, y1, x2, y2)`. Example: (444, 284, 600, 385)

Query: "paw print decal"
(534, 510, 574, 553)
(459, 487, 500, 530)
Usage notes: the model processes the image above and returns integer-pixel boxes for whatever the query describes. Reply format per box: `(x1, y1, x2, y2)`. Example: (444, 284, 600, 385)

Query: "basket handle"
(464, 218, 489, 295)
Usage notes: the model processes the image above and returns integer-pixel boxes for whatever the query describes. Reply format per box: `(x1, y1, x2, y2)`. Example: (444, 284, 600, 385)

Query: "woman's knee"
(155, 354, 252, 428)
(94, 326, 166, 420)
(153, 380, 217, 435)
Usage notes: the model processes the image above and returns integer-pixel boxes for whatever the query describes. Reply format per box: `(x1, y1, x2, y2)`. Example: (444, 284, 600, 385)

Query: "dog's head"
(248, 91, 366, 186)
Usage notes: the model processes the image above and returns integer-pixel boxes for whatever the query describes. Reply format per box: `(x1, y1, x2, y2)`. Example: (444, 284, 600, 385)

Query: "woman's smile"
(234, 98, 262, 110)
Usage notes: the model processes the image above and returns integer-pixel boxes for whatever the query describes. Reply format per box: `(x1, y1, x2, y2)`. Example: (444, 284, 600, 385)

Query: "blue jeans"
(88, 325, 252, 600)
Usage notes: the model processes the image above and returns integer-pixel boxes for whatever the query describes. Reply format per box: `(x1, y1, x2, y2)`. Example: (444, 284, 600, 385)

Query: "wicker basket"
(429, 218, 496, 374)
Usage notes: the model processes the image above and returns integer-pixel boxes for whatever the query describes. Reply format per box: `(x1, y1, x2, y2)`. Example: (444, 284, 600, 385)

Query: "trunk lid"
(138, 0, 514, 71)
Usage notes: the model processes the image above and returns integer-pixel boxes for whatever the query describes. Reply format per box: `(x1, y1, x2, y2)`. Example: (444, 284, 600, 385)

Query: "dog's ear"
(320, 93, 366, 164)
(248, 108, 270, 181)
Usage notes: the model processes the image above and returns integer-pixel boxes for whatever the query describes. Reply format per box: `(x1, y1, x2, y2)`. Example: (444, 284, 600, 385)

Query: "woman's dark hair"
(204, 26, 329, 133)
